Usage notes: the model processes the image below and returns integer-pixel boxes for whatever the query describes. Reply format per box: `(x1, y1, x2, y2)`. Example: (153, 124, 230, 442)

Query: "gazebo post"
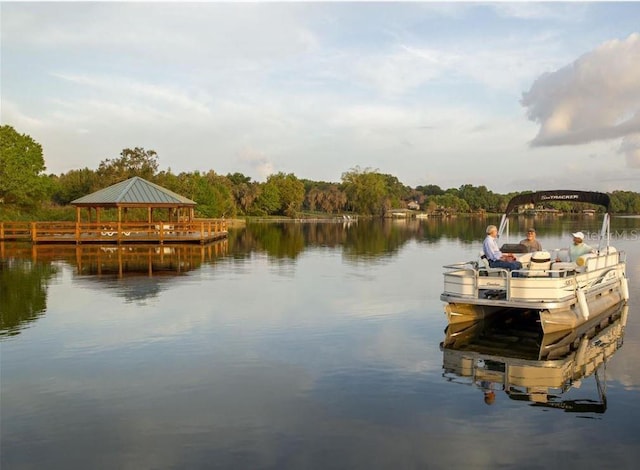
(117, 207, 122, 241)
(75, 207, 81, 238)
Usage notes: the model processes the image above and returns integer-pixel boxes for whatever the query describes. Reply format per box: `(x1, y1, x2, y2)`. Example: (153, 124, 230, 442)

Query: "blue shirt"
(483, 235, 502, 261)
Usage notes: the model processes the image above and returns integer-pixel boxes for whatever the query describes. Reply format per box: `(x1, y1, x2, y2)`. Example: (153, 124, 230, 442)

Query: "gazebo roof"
(71, 176, 196, 206)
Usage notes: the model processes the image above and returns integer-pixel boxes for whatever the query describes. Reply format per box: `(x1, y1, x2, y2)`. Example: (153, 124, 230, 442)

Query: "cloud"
(521, 33, 640, 168)
(351, 45, 455, 96)
(51, 73, 212, 118)
(620, 134, 640, 168)
(238, 148, 275, 181)
(492, 2, 588, 21)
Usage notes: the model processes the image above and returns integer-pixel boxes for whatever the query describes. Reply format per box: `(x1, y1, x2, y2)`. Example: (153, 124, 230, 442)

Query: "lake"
(2, 216, 639, 469)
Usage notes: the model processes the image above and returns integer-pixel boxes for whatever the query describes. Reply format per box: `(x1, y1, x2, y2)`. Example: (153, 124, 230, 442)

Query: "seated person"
(568, 231, 594, 261)
(483, 225, 523, 274)
(519, 228, 542, 252)
(553, 232, 595, 265)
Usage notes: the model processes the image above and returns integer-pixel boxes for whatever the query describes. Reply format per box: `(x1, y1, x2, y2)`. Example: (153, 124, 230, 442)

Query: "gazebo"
(0, 177, 227, 244)
(71, 176, 197, 224)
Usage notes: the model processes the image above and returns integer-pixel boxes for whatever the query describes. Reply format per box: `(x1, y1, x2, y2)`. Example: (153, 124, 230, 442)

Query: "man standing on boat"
(520, 228, 542, 252)
(483, 225, 523, 273)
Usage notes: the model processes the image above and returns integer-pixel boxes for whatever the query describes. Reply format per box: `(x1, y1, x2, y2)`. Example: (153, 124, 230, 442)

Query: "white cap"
(572, 231, 585, 240)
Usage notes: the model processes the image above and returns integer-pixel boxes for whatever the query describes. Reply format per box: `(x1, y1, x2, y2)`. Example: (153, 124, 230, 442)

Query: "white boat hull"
(441, 249, 627, 334)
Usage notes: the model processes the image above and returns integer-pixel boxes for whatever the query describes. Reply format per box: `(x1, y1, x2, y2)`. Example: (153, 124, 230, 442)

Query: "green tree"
(162, 171, 234, 218)
(226, 172, 252, 186)
(323, 185, 347, 213)
(457, 184, 501, 212)
(51, 168, 98, 205)
(252, 181, 281, 215)
(0, 125, 48, 206)
(416, 184, 444, 196)
(427, 193, 470, 213)
(203, 171, 236, 217)
(341, 167, 388, 216)
(226, 173, 259, 215)
(266, 172, 305, 217)
(610, 191, 640, 214)
(95, 147, 159, 187)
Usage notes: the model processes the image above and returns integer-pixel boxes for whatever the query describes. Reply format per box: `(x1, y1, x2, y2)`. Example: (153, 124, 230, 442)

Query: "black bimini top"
(504, 190, 610, 215)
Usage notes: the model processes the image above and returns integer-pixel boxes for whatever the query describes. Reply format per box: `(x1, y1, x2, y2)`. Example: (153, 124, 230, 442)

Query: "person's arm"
(484, 237, 501, 261)
(491, 237, 516, 261)
(582, 244, 595, 255)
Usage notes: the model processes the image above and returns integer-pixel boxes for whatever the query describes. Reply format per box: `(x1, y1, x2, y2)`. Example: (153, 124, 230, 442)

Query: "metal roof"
(71, 176, 196, 206)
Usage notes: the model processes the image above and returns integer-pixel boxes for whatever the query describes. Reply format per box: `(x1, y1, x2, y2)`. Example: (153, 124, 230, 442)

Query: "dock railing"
(0, 220, 228, 244)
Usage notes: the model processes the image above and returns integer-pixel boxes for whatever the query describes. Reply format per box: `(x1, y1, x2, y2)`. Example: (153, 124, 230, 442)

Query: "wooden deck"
(0, 220, 228, 244)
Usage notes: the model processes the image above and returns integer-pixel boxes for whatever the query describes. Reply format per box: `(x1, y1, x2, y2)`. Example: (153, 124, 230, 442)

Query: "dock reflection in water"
(74, 243, 228, 278)
(2, 241, 228, 278)
(0, 241, 229, 331)
(441, 303, 628, 414)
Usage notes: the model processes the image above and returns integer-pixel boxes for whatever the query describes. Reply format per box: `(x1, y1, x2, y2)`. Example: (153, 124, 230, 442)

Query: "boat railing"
(442, 261, 592, 302)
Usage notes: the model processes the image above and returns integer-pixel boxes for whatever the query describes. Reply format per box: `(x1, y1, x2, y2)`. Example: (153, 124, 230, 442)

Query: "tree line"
(2, 124, 639, 219)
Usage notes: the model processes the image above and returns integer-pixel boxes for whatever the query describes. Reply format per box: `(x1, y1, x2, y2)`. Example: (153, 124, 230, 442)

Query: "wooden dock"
(0, 220, 228, 245)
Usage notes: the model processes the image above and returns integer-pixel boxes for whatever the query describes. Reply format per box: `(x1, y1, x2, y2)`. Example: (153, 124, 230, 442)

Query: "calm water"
(2, 216, 639, 469)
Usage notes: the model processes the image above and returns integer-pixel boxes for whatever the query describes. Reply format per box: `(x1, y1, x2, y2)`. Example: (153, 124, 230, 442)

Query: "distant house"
(407, 201, 420, 210)
(517, 203, 535, 214)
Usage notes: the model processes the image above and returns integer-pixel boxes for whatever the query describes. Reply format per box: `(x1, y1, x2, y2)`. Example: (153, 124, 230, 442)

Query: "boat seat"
(478, 252, 504, 277)
(551, 262, 577, 277)
(527, 251, 551, 277)
(517, 252, 532, 269)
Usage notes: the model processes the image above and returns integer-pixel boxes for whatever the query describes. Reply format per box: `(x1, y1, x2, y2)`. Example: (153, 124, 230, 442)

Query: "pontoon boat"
(440, 191, 629, 333)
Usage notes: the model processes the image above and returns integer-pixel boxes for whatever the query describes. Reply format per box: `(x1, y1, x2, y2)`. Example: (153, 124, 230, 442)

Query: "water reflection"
(442, 303, 628, 414)
(1, 241, 227, 278)
(0, 257, 57, 337)
(234, 215, 639, 262)
(0, 241, 229, 329)
(235, 219, 428, 261)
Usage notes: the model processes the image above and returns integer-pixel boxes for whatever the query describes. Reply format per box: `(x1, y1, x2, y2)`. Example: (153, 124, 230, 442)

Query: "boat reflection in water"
(441, 302, 628, 414)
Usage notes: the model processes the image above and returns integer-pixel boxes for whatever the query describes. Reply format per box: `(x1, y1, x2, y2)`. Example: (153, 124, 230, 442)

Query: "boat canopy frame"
(497, 190, 611, 252)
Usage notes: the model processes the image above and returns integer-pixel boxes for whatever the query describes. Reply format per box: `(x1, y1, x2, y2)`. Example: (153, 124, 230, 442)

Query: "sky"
(1, 1, 639, 193)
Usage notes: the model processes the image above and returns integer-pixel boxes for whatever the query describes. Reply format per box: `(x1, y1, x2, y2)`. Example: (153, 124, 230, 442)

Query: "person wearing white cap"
(569, 231, 593, 261)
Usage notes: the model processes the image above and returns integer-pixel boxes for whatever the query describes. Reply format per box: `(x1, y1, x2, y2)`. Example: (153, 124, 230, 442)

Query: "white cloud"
(620, 134, 640, 168)
(237, 148, 275, 181)
(51, 73, 211, 118)
(1, 100, 45, 129)
(492, 2, 588, 21)
(351, 45, 454, 96)
(521, 33, 640, 168)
